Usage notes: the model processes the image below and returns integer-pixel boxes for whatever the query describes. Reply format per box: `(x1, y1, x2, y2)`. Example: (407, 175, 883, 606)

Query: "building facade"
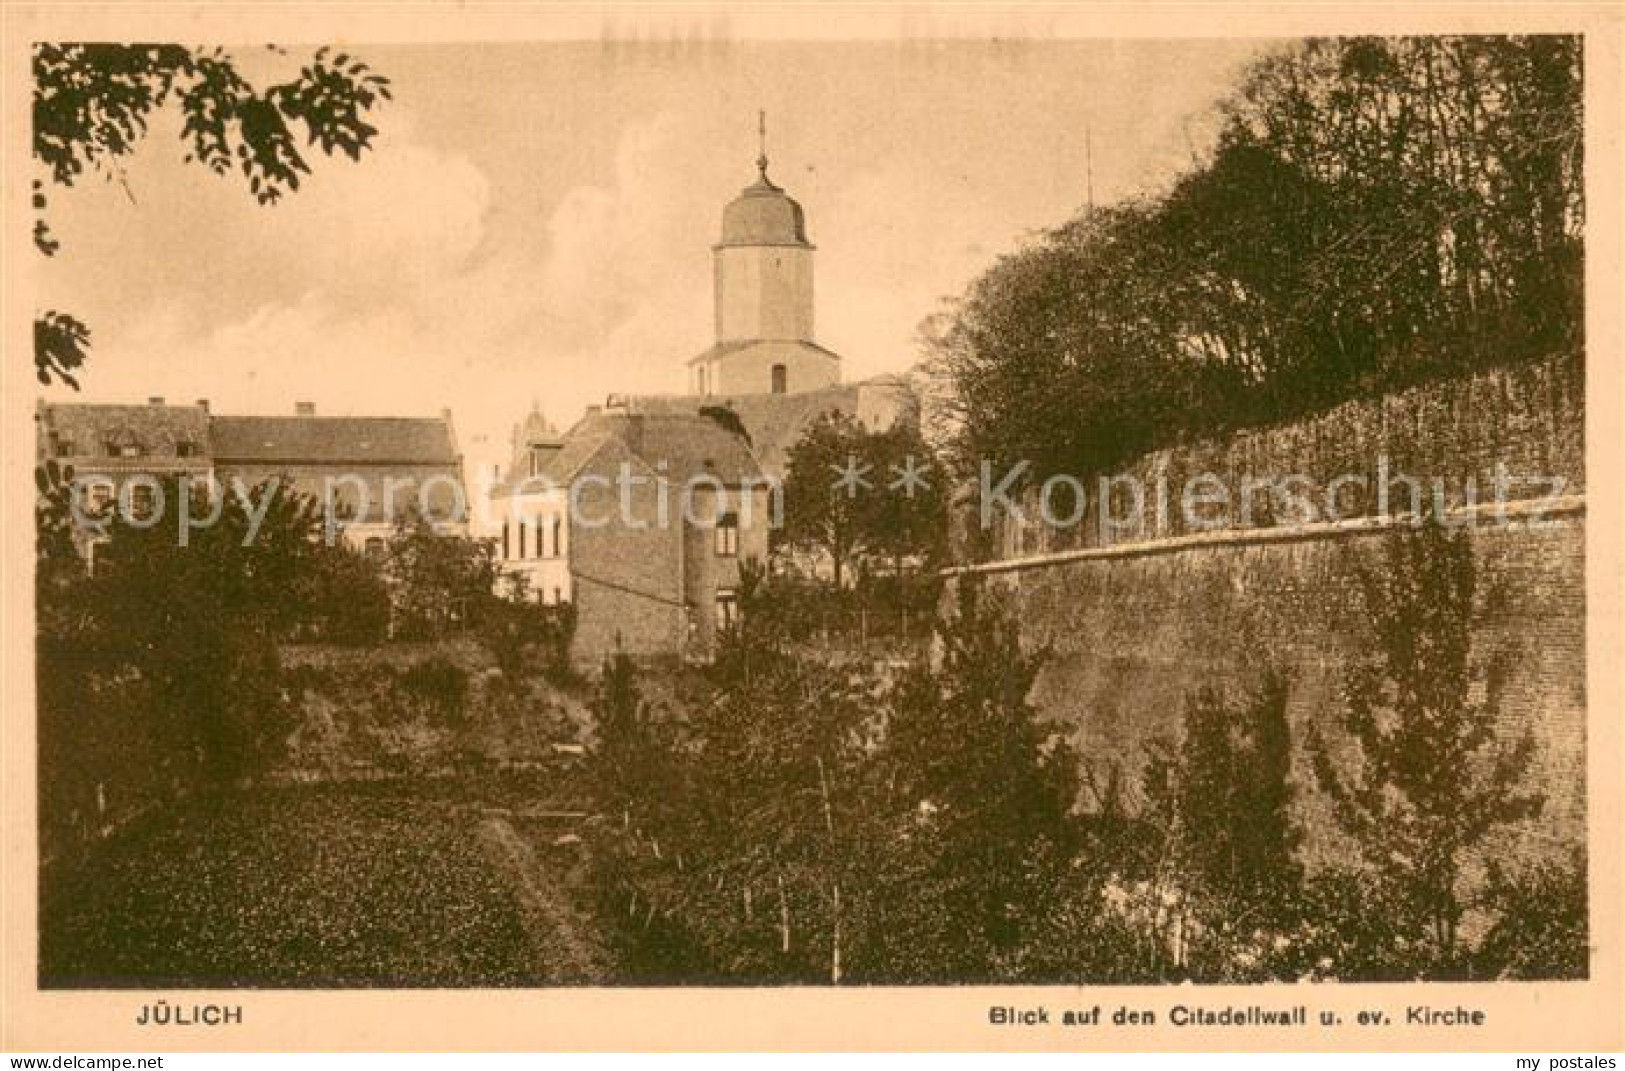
(483, 407, 771, 662)
(690, 148, 842, 399)
(36, 398, 467, 560)
(485, 128, 913, 661)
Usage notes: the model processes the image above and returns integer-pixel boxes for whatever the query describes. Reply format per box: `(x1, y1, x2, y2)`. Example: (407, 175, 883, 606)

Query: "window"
(85, 538, 109, 578)
(105, 437, 141, 458)
(364, 536, 386, 560)
(715, 511, 739, 557)
(715, 590, 739, 631)
(518, 517, 528, 559)
(552, 516, 564, 558)
(175, 441, 199, 458)
(698, 366, 708, 395)
(87, 482, 113, 514)
(553, 587, 564, 605)
(501, 520, 511, 560)
(129, 484, 156, 521)
(771, 363, 788, 394)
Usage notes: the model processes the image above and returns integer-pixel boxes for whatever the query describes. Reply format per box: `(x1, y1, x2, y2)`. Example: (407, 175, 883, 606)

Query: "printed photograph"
(31, 34, 1586, 989)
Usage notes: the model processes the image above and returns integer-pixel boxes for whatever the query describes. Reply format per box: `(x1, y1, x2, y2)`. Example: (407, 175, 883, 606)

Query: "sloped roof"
(717, 169, 812, 249)
(38, 402, 211, 460)
(570, 410, 764, 487)
(685, 338, 842, 368)
(490, 433, 632, 499)
(632, 380, 912, 475)
(210, 416, 458, 464)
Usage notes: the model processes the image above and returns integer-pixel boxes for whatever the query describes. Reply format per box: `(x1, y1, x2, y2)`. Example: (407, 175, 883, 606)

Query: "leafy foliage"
(290, 543, 392, 645)
(586, 578, 1083, 983)
(780, 411, 945, 585)
(37, 475, 324, 787)
(1167, 671, 1300, 916)
(382, 513, 498, 641)
(32, 43, 392, 385)
(1311, 512, 1543, 961)
(34, 310, 90, 388)
(927, 36, 1583, 484)
(40, 787, 543, 987)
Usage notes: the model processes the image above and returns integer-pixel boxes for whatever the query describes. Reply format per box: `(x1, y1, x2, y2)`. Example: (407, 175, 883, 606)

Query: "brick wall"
(969, 354, 1584, 561)
(567, 441, 687, 663)
(948, 354, 1586, 875)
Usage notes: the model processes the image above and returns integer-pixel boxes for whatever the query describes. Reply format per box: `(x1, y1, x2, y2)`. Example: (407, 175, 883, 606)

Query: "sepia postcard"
(1, 0, 1621, 1054)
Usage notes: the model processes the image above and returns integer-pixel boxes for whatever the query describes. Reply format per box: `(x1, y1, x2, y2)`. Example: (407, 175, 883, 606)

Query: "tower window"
(771, 364, 787, 394)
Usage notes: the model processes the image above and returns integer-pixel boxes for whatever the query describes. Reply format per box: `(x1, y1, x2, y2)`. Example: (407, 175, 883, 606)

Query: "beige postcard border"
(1, 1, 1620, 1053)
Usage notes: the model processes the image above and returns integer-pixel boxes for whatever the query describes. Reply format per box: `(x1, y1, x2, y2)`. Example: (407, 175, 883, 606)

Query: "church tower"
(690, 114, 841, 397)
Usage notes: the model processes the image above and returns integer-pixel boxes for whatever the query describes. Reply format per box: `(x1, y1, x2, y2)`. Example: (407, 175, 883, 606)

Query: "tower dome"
(697, 113, 837, 397)
(717, 168, 811, 248)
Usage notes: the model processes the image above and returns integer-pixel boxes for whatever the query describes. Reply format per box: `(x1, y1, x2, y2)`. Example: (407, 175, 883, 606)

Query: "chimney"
(195, 398, 209, 414)
(295, 401, 316, 416)
(148, 396, 165, 406)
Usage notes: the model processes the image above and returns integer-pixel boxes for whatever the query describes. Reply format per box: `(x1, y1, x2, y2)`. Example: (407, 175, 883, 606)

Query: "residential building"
(35, 398, 466, 561)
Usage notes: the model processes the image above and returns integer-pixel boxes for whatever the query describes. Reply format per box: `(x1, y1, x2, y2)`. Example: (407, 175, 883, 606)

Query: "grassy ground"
(39, 780, 611, 988)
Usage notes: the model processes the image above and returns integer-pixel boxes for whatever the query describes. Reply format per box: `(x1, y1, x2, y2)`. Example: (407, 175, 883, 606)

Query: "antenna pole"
(757, 110, 769, 178)
(1086, 125, 1095, 212)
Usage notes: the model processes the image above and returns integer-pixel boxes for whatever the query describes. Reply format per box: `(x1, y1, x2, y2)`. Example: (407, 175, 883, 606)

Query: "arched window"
(771, 363, 788, 394)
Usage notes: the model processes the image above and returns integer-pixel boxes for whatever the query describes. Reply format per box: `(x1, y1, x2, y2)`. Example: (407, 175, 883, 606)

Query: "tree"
(781, 410, 944, 586)
(876, 579, 1080, 980)
(922, 207, 1201, 485)
(382, 512, 498, 639)
(39, 475, 325, 787)
(1311, 513, 1542, 966)
(33, 43, 393, 386)
(1170, 671, 1301, 920)
(290, 542, 391, 645)
(923, 36, 1583, 490)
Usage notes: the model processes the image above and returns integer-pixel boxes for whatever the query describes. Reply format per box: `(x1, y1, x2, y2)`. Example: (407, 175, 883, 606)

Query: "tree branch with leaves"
(32, 43, 393, 387)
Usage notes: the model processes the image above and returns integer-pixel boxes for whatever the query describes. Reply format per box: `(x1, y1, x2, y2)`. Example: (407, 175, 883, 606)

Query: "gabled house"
(484, 406, 772, 663)
(36, 398, 467, 561)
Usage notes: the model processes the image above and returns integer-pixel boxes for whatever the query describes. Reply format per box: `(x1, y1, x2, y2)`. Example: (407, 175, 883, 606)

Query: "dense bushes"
(926, 36, 1583, 483)
(582, 516, 1587, 982)
(36, 465, 579, 859)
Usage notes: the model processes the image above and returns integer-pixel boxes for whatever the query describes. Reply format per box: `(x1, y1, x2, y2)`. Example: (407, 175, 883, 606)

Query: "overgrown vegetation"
(583, 517, 1586, 982)
(36, 465, 577, 860)
(779, 409, 947, 586)
(1309, 510, 1547, 975)
(926, 36, 1583, 483)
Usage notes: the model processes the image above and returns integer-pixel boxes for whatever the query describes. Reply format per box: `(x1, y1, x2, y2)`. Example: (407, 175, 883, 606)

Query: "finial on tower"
(756, 109, 769, 180)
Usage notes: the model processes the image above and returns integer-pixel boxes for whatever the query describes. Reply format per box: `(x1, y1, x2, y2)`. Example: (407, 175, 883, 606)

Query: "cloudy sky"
(38, 38, 1268, 474)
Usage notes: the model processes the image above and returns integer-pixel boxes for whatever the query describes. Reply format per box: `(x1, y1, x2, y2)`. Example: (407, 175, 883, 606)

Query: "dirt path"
(476, 816, 617, 984)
